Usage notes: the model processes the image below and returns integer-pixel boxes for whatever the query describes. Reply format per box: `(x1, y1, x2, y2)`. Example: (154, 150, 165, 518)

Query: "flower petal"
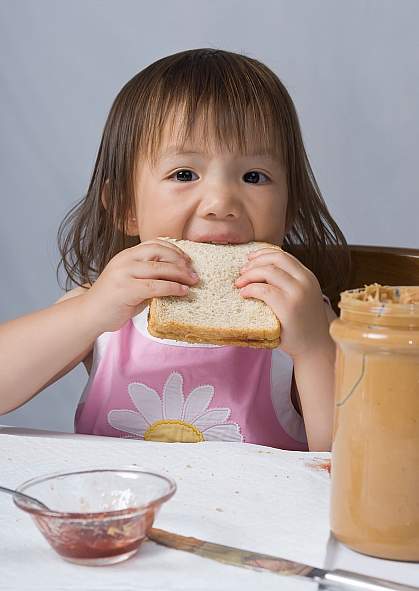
(203, 423, 243, 442)
(193, 408, 231, 431)
(128, 383, 162, 424)
(183, 385, 214, 422)
(107, 410, 148, 436)
(163, 372, 184, 420)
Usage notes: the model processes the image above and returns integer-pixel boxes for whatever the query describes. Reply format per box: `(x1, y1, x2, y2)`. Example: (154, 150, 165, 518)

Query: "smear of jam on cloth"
(305, 459, 331, 475)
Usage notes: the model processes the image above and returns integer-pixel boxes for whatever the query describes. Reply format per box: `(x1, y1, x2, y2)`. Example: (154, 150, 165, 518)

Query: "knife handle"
(320, 569, 418, 591)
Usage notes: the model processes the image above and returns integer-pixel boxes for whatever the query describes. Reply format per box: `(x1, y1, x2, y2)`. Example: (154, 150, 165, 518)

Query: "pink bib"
(75, 307, 308, 450)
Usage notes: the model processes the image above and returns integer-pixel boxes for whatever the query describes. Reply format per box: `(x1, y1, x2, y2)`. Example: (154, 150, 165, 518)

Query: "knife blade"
(148, 528, 418, 591)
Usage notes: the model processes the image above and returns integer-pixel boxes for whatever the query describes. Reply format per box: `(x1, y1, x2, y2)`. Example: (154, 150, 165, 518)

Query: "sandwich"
(147, 238, 281, 348)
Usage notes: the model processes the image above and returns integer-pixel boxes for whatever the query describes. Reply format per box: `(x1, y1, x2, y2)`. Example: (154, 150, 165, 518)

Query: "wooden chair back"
(348, 245, 419, 290)
(327, 245, 419, 314)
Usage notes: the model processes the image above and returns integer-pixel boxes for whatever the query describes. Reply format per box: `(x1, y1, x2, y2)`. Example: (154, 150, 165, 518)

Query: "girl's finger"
(243, 250, 308, 282)
(128, 260, 199, 286)
(238, 281, 286, 312)
(248, 247, 303, 269)
(131, 278, 191, 300)
(152, 238, 192, 259)
(128, 240, 193, 265)
(247, 246, 283, 259)
(235, 263, 298, 294)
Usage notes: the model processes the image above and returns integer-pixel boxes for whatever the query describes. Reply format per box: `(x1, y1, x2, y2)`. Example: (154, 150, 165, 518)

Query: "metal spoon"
(0, 485, 50, 510)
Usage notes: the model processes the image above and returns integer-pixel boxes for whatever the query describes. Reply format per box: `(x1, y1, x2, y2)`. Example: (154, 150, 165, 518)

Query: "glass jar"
(329, 285, 419, 561)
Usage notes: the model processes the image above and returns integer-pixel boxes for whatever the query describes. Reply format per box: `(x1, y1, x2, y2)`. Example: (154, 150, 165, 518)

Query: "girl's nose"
(197, 190, 242, 220)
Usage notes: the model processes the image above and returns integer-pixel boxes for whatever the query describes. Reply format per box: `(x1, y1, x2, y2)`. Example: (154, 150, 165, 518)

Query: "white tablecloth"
(0, 427, 417, 590)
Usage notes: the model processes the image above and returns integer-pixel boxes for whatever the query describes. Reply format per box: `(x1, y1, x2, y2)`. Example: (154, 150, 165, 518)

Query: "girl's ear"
(101, 179, 109, 211)
(125, 215, 139, 236)
(101, 180, 139, 236)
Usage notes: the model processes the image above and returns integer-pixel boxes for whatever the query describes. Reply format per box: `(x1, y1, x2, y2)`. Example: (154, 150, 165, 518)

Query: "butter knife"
(148, 528, 418, 591)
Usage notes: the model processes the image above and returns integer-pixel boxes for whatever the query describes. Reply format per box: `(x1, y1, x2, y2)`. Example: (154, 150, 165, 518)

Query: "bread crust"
(148, 302, 280, 348)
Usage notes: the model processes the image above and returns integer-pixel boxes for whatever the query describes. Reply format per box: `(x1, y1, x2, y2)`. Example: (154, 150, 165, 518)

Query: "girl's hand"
(235, 247, 331, 359)
(83, 239, 199, 333)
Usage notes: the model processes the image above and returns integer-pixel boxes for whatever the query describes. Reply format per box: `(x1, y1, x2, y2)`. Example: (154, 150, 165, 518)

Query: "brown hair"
(57, 48, 350, 306)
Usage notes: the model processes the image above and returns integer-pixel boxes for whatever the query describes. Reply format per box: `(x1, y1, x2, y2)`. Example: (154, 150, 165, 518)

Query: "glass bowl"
(14, 468, 176, 565)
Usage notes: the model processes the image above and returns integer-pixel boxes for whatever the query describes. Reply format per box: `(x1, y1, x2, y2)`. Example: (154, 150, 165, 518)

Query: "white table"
(0, 427, 417, 590)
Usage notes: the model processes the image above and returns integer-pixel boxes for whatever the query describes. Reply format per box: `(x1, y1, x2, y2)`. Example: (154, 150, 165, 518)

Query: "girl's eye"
(243, 171, 270, 184)
(172, 170, 199, 182)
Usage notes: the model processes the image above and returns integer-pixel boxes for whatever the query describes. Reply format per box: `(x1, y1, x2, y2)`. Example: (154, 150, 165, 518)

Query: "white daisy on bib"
(108, 371, 243, 443)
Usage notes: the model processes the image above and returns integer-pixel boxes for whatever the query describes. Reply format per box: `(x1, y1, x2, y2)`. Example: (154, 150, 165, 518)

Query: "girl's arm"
(28, 288, 94, 396)
(0, 290, 99, 415)
(0, 239, 199, 416)
(236, 247, 338, 451)
(292, 304, 336, 451)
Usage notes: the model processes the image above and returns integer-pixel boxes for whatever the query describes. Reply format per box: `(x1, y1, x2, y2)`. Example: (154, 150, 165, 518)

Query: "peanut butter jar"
(329, 284, 419, 561)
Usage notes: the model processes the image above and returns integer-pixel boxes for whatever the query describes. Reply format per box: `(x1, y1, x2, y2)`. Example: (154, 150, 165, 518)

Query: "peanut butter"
(330, 285, 419, 561)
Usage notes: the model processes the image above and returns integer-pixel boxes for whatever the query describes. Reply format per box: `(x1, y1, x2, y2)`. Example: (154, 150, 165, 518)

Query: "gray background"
(1, 0, 418, 431)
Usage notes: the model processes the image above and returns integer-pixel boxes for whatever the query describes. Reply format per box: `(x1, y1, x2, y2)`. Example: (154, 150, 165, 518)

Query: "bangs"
(134, 50, 288, 165)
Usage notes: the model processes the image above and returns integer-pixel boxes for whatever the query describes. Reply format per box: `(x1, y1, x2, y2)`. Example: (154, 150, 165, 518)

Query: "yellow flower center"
(144, 419, 204, 443)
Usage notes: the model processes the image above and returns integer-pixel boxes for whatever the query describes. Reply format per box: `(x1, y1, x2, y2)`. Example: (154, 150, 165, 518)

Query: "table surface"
(0, 426, 417, 590)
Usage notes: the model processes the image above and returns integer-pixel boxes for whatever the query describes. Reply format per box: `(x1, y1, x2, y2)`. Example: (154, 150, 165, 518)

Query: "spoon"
(0, 485, 50, 510)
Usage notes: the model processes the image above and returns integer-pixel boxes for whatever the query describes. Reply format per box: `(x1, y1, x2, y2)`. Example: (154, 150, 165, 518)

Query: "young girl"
(0, 48, 349, 451)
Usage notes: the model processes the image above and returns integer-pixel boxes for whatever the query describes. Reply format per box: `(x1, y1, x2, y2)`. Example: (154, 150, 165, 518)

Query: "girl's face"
(131, 123, 288, 246)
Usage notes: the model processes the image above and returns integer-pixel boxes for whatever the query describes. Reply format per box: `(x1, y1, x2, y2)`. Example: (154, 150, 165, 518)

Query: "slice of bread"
(147, 238, 281, 348)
